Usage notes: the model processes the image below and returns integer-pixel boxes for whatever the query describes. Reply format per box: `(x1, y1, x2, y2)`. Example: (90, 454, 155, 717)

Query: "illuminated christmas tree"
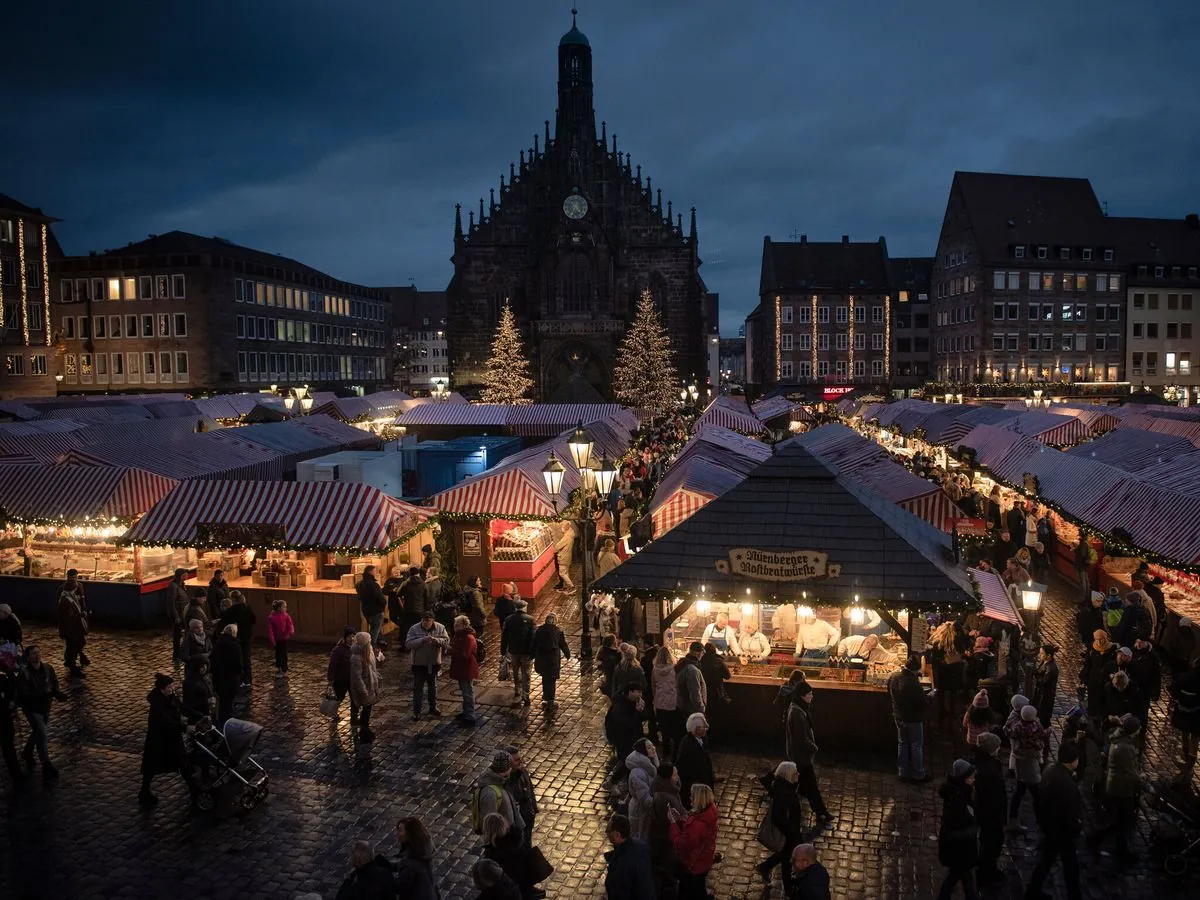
(480, 301, 534, 404)
(613, 288, 679, 415)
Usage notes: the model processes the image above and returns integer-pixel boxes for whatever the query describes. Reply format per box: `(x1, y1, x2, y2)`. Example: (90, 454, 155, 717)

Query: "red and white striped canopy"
(124, 480, 433, 551)
(0, 463, 176, 522)
(1004, 411, 1088, 447)
(434, 466, 556, 518)
(652, 489, 716, 538)
(968, 568, 1021, 626)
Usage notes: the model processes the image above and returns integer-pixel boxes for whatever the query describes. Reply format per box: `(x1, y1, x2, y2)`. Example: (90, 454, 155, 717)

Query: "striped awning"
(504, 404, 634, 437)
(652, 488, 717, 538)
(1082, 480, 1200, 563)
(1065, 428, 1195, 473)
(968, 568, 1021, 626)
(0, 463, 176, 522)
(694, 403, 764, 434)
(1004, 411, 1088, 446)
(434, 466, 556, 518)
(896, 490, 963, 533)
(124, 480, 433, 551)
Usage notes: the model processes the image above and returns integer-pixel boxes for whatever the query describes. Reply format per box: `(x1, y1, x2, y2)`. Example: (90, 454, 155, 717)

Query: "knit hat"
(977, 732, 1002, 755)
(689, 641, 705, 655)
(489, 750, 512, 773)
(1020, 704, 1038, 722)
(1120, 714, 1142, 735)
(1108, 586, 1120, 597)
(154, 673, 174, 689)
(1010, 693, 1029, 711)
(951, 759, 976, 779)
(1117, 646, 1132, 659)
(514, 599, 528, 611)
(973, 636, 991, 653)
(972, 689, 990, 709)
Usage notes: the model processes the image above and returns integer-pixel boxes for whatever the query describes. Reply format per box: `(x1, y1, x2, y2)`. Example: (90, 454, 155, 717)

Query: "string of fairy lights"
(40, 223, 51, 346)
(17, 218, 30, 346)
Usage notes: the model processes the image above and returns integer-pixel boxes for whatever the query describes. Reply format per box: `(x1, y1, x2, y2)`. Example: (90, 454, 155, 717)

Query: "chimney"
(1186, 213, 1199, 230)
(841, 235, 850, 244)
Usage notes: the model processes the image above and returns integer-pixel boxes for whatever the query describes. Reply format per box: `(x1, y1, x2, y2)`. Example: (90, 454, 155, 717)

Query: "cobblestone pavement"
(1, 573, 1195, 900)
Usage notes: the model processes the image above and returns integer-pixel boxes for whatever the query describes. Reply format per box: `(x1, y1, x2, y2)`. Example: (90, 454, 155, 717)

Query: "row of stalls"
(432, 415, 638, 598)
(594, 441, 1022, 751)
(122, 479, 435, 642)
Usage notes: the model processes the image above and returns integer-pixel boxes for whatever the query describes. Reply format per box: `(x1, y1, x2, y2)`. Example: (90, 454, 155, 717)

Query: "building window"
(781, 305, 793, 324)
(993, 271, 1006, 290)
(817, 361, 829, 377)
(993, 303, 1005, 320)
(30, 354, 47, 375)
(5, 355, 24, 376)
(993, 334, 1004, 351)
(1014, 246, 1025, 259)
(1180, 353, 1192, 375)
(0, 220, 13, 243)
(65, 353, 77, 376)
(160, 352, 172, 376)
(1041, 334, 1054, 351)
(173, 313, 187, 336)
(1108, 305, 1121, 320)
(62, 316, 75, 339)
(871, 359, 884, 376)
(1061, 273, 1074, 292)
(1041, 272, 1054, 291)
(853, 333, 864, 350)
(1104, 249, 1114, 262)
(1146, 351, 1158, 374)
(1007, 334, 1019, 351)
(1096, 306, 1107, 322)
(1133, 293, 1144, 309)
(1061, 304, 1073, 321)
(836, 306, 848, 324)
(80, 353, 93, 376)
(157, 314, 170, 337)
(1167, 323, 1179, 339)
(238, 351, 247, 379)
(781, 361, 793, 379)
(125, 314, 137, 338)
(871, 306, 883, 323)
(835, 360, 847, 377)
(1147, 323, 1159, 339)
(106, 278, 121, 301)
(1060, 247, 1070, 260)
(141, 314, 153, 337)
(139, 275, 152, 300)
(1131, 352, 1143, 374)
(780, 333, 793, 351)
(1168, 294, 1179, 310)
(60, 279, 73, 303)
(143, 352, 156, 375)
(798, 361, 811, 378)
(835, 333, 848, 350)
(797, 306, 811, 324)
(1184, 323, 1194, 340)
(1096, 274, 1107, 292)
(559, 255, 593, 314)
(1028, 303, 1040, 320)
(1075, 304, 1087, 321)
(236, 315, 245, 339)
(108, 315, 121, 338)
(1148, 294, 1160, 310)
(1154, 266, 1164, 278)
(1062, 334, 1075, 352)
(854, 305, 865, 323)
(797, 334, 810, 351)
(817, 334, 829, 351)
(171, 274, 185, 299)
(871, 333, 884, 350)
(235, 279, 244, 303)
(1028, 333, 1039, 351)
(1075, 274, 1088, 291)
(1029, 272, 1041, 291)
(1037, 246, 1048, 260)
(124, 277, 137, 301)
(817, 306, 829, 323)
(94, 316, 105, 338)
(127, 352, 139, 376)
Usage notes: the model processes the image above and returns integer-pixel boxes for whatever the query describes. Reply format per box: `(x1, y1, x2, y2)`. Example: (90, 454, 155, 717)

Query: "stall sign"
(195, 522, 287, 547)
(386, 513, 419, 544)
(720, 548, 840, 581)
(950, 517, 988, 537)
(462, 530, 482, 557)
(821, 386, 855, 400)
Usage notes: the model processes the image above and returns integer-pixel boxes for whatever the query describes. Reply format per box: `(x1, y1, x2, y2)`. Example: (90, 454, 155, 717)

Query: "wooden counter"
(188, 576, 375, 644)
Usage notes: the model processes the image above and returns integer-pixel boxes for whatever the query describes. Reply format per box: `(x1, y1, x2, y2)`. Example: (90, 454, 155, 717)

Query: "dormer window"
(1104, 249, 1114, 262)
(1059, 247, 1070, 260)
(1082, 248, 1093, 261)
(1037, 246, 1048, 260)
(1014, 246, 1025, 259)
(1155, 266, 1165, 278)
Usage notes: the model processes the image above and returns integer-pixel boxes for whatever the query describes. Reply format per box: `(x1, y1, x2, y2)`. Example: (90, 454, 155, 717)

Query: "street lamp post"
(1019, 580, 1046, 696)
(543, 437, 615, 660)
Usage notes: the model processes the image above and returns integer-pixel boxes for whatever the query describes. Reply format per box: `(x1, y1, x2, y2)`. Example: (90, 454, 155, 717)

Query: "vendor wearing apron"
(794, 612, 840, 663)
(701, 612, 741, 657)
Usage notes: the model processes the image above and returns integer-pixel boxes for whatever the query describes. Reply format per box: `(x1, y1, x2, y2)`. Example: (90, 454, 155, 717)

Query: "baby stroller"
(1149, 779, 1200, 876)
(187, 717, 269, 812)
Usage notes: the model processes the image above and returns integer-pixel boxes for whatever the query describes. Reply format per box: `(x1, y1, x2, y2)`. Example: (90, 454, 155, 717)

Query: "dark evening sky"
(8, 1, 1200, 333)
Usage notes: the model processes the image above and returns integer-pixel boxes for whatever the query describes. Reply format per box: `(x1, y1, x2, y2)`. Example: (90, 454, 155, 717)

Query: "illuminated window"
(1165, 352, 1177, 372)
(124, 277, 137, 301)
(898, 291, 909, 303)
(30, 355, 47, 375)
(107, 278, 121, 301)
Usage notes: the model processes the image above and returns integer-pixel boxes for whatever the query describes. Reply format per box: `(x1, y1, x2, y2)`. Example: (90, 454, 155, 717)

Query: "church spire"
(454, 203, 463, 242)
(556, 9, 595, 146)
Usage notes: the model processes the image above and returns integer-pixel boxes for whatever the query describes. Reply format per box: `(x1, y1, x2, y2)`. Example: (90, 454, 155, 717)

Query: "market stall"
(122, 480, 436, 642)
(0, 462, 185, 623)
(594, 443, 980, 751)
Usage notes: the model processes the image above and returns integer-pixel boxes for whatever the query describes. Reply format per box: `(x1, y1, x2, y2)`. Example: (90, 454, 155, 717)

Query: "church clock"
(562, 194, 588, 220)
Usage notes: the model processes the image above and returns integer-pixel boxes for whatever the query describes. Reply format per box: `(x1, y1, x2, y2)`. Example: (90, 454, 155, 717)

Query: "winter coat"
(225, 603, 257, 642)
(625, 749, 659, 841)
(335, 856, 399, 900)
(1105, 733, 1145, 798)
(1005, 717, 1047, 783)
(674, 655, 707, 715)
(141, 688, 189, 776)
(887, 666, 927, 724)
(786, 697, 818, 767)
(604, 694, 646, 759)
(181, 671, 214, 721)
(532, 622, 569, 679)
(350, 644, 380, 707)
(483, 829, 535, 900)
(787, 862, 832, 900)
(970, 750, 1007, 830)
(1170, 665, 1200, 734)
(1036, 762, 1082, 842)
(1032, 657, 1059, 725)
(613, 660, 646, 698)
(507, 767, 538, 828)
(18, 661, 64, 717)
(475, 769, 525, 832)
(0, 612, 22, 646)
(603, 837, 655, 900)
(675, 734, 714, 803)
(211, 633, 243, 695)
(649, 776, 685, 865)
(406, 620, 450, 668)
(962, 707, 994, 747)
(669, 802, 718, 875)
(937, 777, 979, 870)
(266, 611, 294, 646)
(57, 589, 88, 643)
(327, 641, 353, 685)
(475, 871, 522, 900)
(1128, 648, 1161, 703)
(180, 630, 213, 670)
(699, 652, 731, 704)
(767, 775, 806, 844)
(651, 662, 677, 712)
(400, 576, 428, 618)
(383, 576, 405, 621)
(598, 646, 622, 696)
(1102, 681, 1144, 722)
(1081, 645, 1116, 709)
(168, 580, 190, 623)
(356, 573, 387, 619)
(392, 856, 438, 900)
(449, 629, 480, 681)
(183, 600, 211, 629)
(501, 612, 536, 658)
(493, 594, 516, 629)
(461, 586, 487, 634)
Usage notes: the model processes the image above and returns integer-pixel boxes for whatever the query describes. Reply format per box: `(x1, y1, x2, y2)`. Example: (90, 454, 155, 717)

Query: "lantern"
(1021, 581, 1047, 612)
(567, 422, 593, 471)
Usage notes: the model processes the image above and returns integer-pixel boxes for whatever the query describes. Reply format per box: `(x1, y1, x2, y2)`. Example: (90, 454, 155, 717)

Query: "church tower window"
(560, 255, 593, 315)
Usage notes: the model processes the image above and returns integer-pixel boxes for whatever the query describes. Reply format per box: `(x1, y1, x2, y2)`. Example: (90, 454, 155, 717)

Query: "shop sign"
(718, 548, 841, 581)
(196, 522, 287, 547)
(821, 386, 854, 399)
(462, 530, 482, 557)
(387, 513, 418, 544)
(951, 517, 988, 537)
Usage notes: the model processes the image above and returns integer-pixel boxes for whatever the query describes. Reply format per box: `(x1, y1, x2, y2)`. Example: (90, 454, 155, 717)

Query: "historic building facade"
(0, 194, 61, 400)
(446, 15, 710, 401)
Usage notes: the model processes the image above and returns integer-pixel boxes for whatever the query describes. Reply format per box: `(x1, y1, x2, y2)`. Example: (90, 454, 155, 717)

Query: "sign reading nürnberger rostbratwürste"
(720, 548, 842, 581)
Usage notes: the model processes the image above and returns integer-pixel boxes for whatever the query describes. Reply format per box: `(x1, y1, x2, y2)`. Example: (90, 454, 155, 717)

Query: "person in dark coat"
(1127, 638, 1161, 724)
(1032, 643, 1059, 729)
(167, 569, 191, 661)
(936, 759, 979, 900)
(180, 617, 213, 677)
(604, 813, 655, 900)
(223, 590, 257, 686)
(356, 565, 388, 648)
(139, 673, 198, 806)
(1025, 743, 1083, 900)
(1081, 630, 1116, 716)
(786, 685, 832, 823)
(206, 569, 229, 618)
(0, 603, 23, 647)
(336, 840, 398, 900)
(210, 625, 244, 724)
(482, 813, 537, 900)
(17, 645, 67, 780)
(493, 582, 517, 638)
(756, 762, 807, 890)
(181, 659, 215, 724)
(786, 844, 832, 900)
(56, 570, 89, 678)
(383, 566, 406, 626)
(597, 635, 622, 698)
(471, 859, 523, 900)
(698, 643, 731, 736)
(532, 613, 570, 707)
(0, 651, 23, 784)
(648, 763, 685, 895)
(605, 683, 648, 763)
(1170, 658, 1200, 785)
(674, 713, 714, 807)
(971, 733, 1007, 885)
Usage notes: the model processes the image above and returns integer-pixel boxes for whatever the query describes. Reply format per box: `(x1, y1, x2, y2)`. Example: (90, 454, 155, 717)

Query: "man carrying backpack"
(502, 599, 537, 707)
(472, 749, 526, 843)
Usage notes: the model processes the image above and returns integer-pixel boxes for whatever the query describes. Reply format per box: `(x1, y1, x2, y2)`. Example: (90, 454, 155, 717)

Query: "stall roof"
(1065, 428, 1196, 473)
(0, 463, 176, 522)
(504, 404, 637, 437)
(969, 568, 1022, 626)
(1001, 410, 1088, 446)
(684, 425, 772, 463)
(1083, 479, 1200, 564)
(693, 397, 764, 434)
(62, 431, 283, 481)
(930, 406, 1022, 446)
(396, 404, 512, 427)
(594, 444, 976, 609)
(751, 396, 813, 424)
(123, 480, 433, 551)
(1116, 414, 1200, 448)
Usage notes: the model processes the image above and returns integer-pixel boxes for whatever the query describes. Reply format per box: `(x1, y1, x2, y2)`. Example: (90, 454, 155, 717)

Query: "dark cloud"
(9, 1, 1200, 334)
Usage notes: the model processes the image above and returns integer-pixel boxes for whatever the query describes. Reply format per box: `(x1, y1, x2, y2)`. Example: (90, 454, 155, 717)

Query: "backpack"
(470, 783, 503, 833)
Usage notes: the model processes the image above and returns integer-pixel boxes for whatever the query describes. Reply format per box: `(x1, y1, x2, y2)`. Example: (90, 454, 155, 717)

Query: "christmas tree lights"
(613, 288, 679, 416)
(479, 301, 534, 404)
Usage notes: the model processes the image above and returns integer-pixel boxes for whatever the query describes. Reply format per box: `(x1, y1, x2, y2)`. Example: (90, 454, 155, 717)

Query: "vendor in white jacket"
(700, 611, 741, 657)
(739, 621, 772, 661)
(794, 614, 840, 660)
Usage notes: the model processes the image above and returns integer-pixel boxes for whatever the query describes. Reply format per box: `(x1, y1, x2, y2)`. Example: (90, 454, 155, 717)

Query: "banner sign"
(718, 548, 841, 582)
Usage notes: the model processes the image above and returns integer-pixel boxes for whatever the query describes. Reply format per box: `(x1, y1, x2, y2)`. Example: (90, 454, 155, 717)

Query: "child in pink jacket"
(267, 599, 295, 676)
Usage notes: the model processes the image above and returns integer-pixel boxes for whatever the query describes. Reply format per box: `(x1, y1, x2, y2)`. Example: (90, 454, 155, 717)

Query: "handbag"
(499, 653, 510, 681)
(756, 808, 786, 852)
(319, 689, 339, 718)
(527, 845, 554, 883)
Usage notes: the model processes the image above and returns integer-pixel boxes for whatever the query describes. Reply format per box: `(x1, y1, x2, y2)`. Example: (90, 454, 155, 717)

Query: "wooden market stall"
(0, 462, 185, 623)
(593, 443, 982, 751)
(122, 480, 436, 642)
